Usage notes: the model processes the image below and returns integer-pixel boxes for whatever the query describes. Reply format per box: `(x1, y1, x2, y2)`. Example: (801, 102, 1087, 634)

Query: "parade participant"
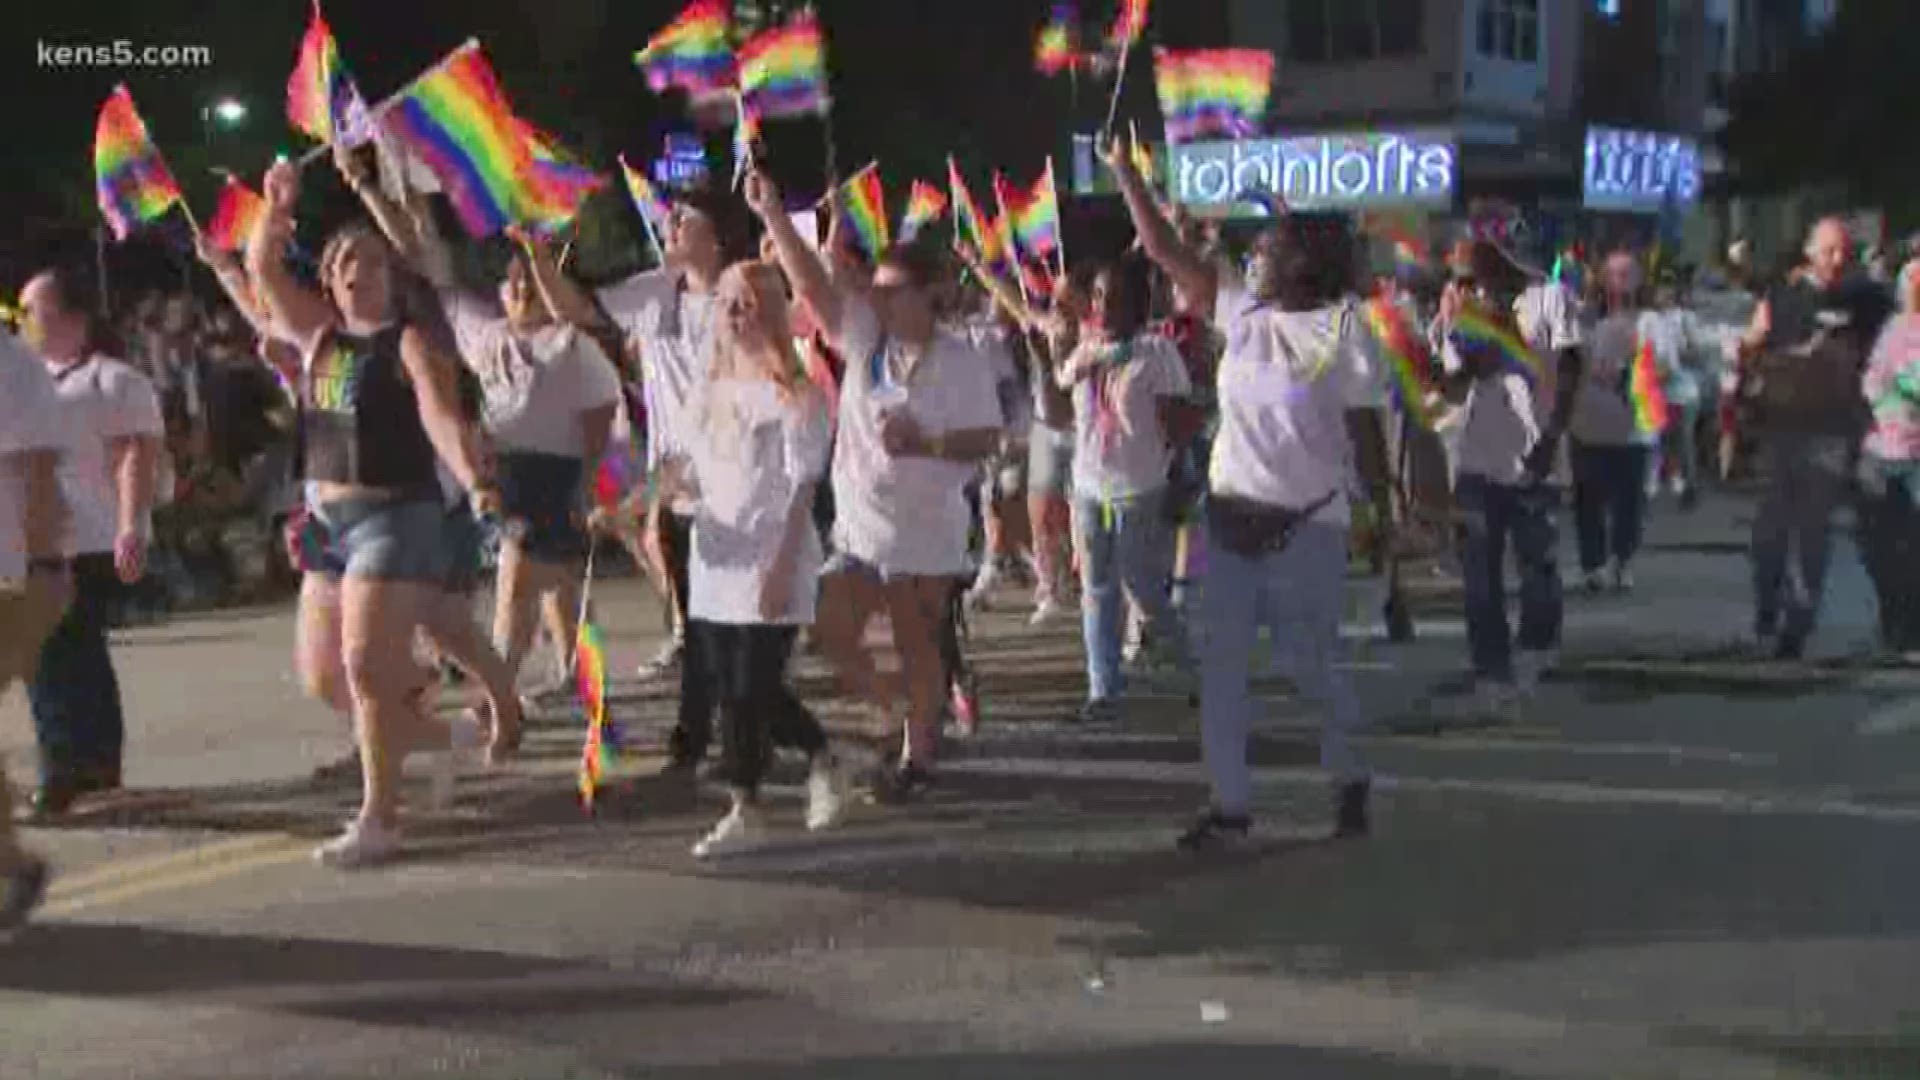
(16, 266, 162, 815)
(656, 260, 847, 856)
(1055, 256, 1196, 723)
(1734, 218, 1889, 659)
(1648, 270, 1712, 509)
(1856, 264, 1920, 657)
(1106, 135, 1390, 846)
(0, 330, 71, 932)
(1569, 250, 1674, 594)
(246, 158, 498, 867)
(748, 168, 1005, 801)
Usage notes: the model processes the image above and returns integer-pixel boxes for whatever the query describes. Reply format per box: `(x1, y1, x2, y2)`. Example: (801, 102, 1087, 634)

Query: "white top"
(443, 292, 621, 459)
(831, 297, 1006, 576)
(1064, 333, 1191, 500)
(42, 353, 162, 555)
(1572, 308, 1673, 447)
(1446, 286, 1582, 486)
(0, 335, 73, 578)
(599, 269, 718, 513)
(683, 378, 832, 626)
(1208, 286, 1385, 525)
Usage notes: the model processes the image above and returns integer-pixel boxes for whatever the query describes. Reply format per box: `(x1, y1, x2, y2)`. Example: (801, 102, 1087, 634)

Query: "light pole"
(200, 96, 249, 148)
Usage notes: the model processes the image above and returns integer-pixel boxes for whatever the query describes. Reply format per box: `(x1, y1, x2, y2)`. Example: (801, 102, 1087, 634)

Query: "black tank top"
(299, 324, 440, 492)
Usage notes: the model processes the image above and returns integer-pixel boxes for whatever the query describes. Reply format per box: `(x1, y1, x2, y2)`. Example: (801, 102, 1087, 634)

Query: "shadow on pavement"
(639, 1043, 1525, 1079)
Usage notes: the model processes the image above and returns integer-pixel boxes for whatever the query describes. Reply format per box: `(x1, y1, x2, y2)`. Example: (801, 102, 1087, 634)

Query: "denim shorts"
(1029, 424, 1074, 496)
(497, 450, 587, 564)
(312, 495, 448, 583)
(441, 498, 486, 594)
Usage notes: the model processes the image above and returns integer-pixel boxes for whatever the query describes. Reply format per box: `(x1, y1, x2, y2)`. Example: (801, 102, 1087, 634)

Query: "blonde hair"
(712, 261, 812, 404)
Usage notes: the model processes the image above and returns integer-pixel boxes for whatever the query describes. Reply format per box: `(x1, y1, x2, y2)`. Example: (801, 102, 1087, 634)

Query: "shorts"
(985, 449, 1027, 502)
(497, 450, 587, 564)
(312, 495, 448, 584)
(1029, 424, 1074, 497)
(441, 498, 486, 594)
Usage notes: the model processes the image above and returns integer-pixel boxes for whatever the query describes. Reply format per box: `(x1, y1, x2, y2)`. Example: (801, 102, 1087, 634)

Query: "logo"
(1170, 130, 1456, 216)
(1583, 128, 1701, 213)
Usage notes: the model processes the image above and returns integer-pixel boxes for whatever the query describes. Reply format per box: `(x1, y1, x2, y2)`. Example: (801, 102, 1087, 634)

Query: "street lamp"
(201, 96, 249, 146)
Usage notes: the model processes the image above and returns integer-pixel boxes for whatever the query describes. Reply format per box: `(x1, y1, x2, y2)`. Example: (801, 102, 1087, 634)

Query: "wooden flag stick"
(296, 37, 481, 168)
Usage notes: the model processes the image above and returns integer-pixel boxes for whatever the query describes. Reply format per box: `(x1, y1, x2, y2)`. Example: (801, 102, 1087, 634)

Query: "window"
(1287, 0, 1425, 64)
(1477, 0, 1540, 63)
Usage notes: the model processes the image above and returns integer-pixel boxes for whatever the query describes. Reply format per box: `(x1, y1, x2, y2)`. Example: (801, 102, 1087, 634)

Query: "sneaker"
(1176, 809, 1252, 853)
(868, 761, 935, 806)
(805, 757, 848, 832)
(1610, 562, 1634, 594)
(1334, 780, 1371, 839)
(429, 711, 485, 811)
(0, 857, 49, 936)
(314, 817, 402, 870)
(1073, 697, 1121, 725)
(638, 638, 684, 681)
(1030, 595, 1067, 627)
(1514, 649, 1557, 698)
(1582, 569, 1608, 596)
(964, 563, 1001, 610)
(691, 804, 760, 859)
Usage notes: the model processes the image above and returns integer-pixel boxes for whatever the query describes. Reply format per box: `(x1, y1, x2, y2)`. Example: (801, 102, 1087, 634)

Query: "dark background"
(3, 0, 1230, 298)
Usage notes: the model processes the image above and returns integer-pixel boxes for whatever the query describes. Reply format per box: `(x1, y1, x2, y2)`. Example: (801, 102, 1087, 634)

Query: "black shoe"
(27, 777, 80, 818)
(1772, 632, 1807, 661)
(1176, 808, 1252, 852)
(0, 857, 49, 934)
(1334, 780, 1371, 839)
(1072, 698, 1121, 725)
(78, 763, 121, 796)
(1384, 594, 1415, 643)
(869, 761, 935, 805)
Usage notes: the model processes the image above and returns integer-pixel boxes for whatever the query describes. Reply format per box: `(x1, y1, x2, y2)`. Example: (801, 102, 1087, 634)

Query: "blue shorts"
(441, 499, 486, 594)
(497, 450, 587, 564)
(312, 496, 448, 584)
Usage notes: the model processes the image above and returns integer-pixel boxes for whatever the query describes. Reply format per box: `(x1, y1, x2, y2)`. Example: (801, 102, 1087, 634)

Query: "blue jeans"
(1571, 442, 1651, 573)
(1455, 475, 1563, 682)
(1198, 520, 1364, 817)
(27, 553, 125, 784)
(1073, 491, 1181, 701)
(1751, 433, 1851, 640)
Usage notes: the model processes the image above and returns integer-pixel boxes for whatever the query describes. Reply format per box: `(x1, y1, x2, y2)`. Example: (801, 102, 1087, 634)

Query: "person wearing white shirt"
(749, 169, 1006, 802)
(656, 262, 848, 857)
(0, 332, 72, 930)
(17, 266, 162, 815)
(1570, 251, 1673, 594)
(1106, 135, 1392, 848)
(1056, 257, 1196, 723)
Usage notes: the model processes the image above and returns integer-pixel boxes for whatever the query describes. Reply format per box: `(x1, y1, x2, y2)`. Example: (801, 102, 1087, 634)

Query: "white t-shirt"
(0, 336, 73, 579)
(43, 353, 163, 555)
(1063, 333, 1191, 501)
(1447, 284, 1582, 486)
(683, 378, 832, 626)
(1208, 287, 1385, 525)
(443, 292, 620, 459)
(599, 270, 717, 513)
(831, 298, 1006, 576)
(1572, 308, 1671, 447)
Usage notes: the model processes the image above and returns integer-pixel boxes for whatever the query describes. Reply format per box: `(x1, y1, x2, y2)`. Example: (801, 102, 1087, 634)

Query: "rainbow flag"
(633, 0, 737, 97)
(617, 155, 670, 253)
(1018, 259, 1057, 301)
(592, 440, 645, 512)
(1364, 298, 1436, 429)
(1009, 161, 1062, 259)
(1035, 3, 1081, 75)
(516, 120, 604, 234)
(286, 0, 370, 146)
(1128, 122, 1159, 186)
(575, 619, 614, 809)
(1450, 306, 1543, 386)
(94, 85, 183, 242)
(1109, 0, 1151, 49)
(898, 180, 947, 244)
(1153, 47, 1272, 144)
(381, 42, 539, 238)
(1629, 336, 1671, 435)
(204, 175, 265, 253)
(739, 11, 831, 118)
(948, 158, 994, 260)
(732, 98, 762, 187)
(838, 163, 889, 259)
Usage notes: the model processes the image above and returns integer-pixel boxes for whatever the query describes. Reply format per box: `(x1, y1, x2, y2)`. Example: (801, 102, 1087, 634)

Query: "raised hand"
(263, 157, 300, 211)
(332, 140, 371, 190)
(743, 168, 782, 219)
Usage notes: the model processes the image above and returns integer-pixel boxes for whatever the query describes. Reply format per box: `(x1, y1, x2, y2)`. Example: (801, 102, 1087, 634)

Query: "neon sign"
(1583, 127, 1701, 213)
(1169, 130, 1456, 216)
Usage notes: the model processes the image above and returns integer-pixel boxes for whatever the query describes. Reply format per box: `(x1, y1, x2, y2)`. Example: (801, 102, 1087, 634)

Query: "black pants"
(1858, 456, 1920, 652)
(27, 553, 126, 786)
(690, 621, 825, 796)
(660, 512, 712, 765)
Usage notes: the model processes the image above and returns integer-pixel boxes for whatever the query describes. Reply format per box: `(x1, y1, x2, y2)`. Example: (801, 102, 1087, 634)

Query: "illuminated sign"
(1168, 130, 1456, 216)
(652, 131, 710, 191)
(1582, 127, 1701, 213)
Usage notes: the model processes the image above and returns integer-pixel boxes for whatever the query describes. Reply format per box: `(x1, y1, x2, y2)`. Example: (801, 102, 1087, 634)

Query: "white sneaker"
(1610, 562, 1634, 593)
(1030, 595, 1066, 627)
(1514, 650, 1558, 698)
(965, 563, 1001, 609)
(691, 805, 760, 859)
(1582, 569, 1608, 595)
(314, 817, 402, 869)
(806, 757, 848, 831)
(429, 710, 485, 811)
(639, 638, 683, 680)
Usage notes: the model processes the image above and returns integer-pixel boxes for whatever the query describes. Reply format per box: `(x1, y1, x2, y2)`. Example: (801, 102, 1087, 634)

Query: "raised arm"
(246, 159, 336, 346)
(1101, 133, 1216, 312)
(335, 143, 433, 274)
(398, 325, 493, 501)
(745, 168, 841, 335)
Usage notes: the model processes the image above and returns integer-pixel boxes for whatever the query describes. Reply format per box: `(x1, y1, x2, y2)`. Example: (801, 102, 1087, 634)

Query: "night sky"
(5, 0, 1224, 290)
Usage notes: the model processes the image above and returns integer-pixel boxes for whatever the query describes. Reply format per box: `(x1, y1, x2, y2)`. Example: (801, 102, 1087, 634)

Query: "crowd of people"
(0, 124, 1914, 935)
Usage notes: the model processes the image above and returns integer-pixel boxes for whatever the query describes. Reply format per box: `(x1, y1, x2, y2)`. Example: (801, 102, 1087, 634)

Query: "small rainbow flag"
(898, 180, 947, 244)
(94, 85, 183, 242)
(517, 120, 604, 234)
(592, 440, 645, 512)
(1035, 3, 1081, 75)
(1628, 335, 1671, 435)
(739, 11, 831, 119)
(618, 155, 670, 254)
(1008, 161, 1062, 259)
(575, 619, 615, 809)
(633, 0, 737, 97)
(381, 42, 538, 238)
(1109, 0, 1151, 49)
(1153, 47, 1273, 144)
(1128, 122, 1159, 186)
(286, 0, 370, 146)
(1450, 306, 1543, 386)
(838, 163, 890, 260)
(1364, 298, 1436, 429)
(733, 98, 762, 187)
(948, 158, 994, 260)
(204, 175, 265, 253)
(1018, 260, 1057, 301)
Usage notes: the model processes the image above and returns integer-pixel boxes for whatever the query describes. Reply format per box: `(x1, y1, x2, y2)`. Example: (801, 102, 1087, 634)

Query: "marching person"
(16, 266, 162, 815)
(748, 168, 1005, 801)
(1856, 262, 1920, 658)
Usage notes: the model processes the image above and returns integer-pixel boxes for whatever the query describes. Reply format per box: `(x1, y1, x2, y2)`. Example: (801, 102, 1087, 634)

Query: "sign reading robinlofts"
(1167, 130, 1457, 217)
